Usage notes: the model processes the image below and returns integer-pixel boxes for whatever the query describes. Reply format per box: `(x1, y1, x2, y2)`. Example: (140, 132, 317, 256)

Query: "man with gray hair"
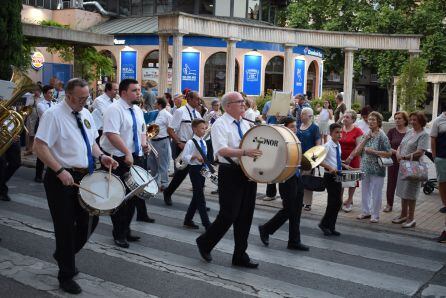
(196, 91, 262, 268)
(293, 93, 311, 128)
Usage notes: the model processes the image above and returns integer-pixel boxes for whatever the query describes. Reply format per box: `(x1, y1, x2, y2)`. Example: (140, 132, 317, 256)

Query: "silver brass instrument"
(0, 67, 36, 156)
(200, 167, 218, 186)
(174, 148, 188, 170)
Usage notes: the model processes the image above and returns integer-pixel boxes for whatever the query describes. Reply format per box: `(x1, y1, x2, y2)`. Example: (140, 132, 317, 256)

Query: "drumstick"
(73, 183, 106, 200)
(107, 154, 113, 199)
(253, 140, 262, 162)
(131, 165, 146, 182)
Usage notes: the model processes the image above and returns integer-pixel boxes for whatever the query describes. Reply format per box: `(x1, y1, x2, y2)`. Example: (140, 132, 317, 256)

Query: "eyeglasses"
(228, 100, 244, 105)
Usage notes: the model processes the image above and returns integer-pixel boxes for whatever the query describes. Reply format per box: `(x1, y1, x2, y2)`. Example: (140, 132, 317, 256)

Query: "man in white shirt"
(91, 82, 118, 141)
(196, 91, 262, 268)
(35, 85, 55, 183)
(148, 97, 173, 190)
(101, 79, 149, 248)
(163, 91, 202, 206)
(54, 81, 65, 103)
(356, 106, 372, 134)
(33, 78, 117, 294)
(319, 122, 344, 236)
(170, 93, 183, 115)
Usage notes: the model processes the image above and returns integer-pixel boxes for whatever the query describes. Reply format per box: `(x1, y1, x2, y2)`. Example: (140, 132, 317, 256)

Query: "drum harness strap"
(191, 138, 215, 174)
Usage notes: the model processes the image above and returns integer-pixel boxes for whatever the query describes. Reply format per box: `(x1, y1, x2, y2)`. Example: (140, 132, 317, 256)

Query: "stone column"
(432, 82, 440, 119)
(343, 48, 356, 109)
(389, 77, 398, 121)
(283, 44, 295, 94)
(158, 34, 169, 94)
(172, 33, 184, 96)
(225, 38, 239, 93)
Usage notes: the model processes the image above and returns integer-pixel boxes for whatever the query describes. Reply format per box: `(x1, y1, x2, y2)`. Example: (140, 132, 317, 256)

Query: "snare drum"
(240, 125, 301, 183)
(79, 170, 126, 216)
(335, 170, 365, 183)
(123, 165, 158, 200)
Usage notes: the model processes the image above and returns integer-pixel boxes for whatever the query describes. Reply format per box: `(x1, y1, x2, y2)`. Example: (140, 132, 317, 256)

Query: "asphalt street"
(0, 167, 445, 298)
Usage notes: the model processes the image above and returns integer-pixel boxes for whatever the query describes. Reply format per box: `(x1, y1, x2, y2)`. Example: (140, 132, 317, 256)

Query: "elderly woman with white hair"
(204, 98, 222, 125)
(297, 107, 321, 211)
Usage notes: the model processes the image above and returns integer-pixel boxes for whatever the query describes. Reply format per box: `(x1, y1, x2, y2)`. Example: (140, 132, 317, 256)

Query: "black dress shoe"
(318, 224, 331, 236)
(114, 238, 129, 248)
(0, 194, 11, 201)
(163, 192, 172, 206)
(126, 234, 140, 242)
(258, 226, 269, 246)
(287, 243, 310, 251)
(184, 221, 199, 229)
(330, 229, 341, 236)
(137, 216, 155, 223)
(34, 177, 43, 183)
(196, 238, 212, 262)
(232, 259, 259, 269)
(440, 206, 446, 213)
(59, 279, 82, 294)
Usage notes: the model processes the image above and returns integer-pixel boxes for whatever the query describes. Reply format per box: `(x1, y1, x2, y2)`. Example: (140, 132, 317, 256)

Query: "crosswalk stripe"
(0, 246, 156, 298)
(0, 209, 341, 298)
(421, 284, 446, 297)
(12, 193, 444, 272)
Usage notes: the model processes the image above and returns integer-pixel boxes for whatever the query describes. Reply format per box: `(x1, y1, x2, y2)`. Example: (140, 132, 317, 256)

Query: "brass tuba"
(0, 67, 36, 156)
(145, 123, 160, 158)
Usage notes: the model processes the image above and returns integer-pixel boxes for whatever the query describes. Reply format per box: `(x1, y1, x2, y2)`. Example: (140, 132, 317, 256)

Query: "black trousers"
(104, 153, 143, 240)
(261, 175, 304, 244)
(266, 183, 277, 197)
(44, 169, 98, 282)
(164, 143, 189, 198)
(185, 165, 210, 228)
(320, 173, 342, 230)
(35, 157, 44, 179)
(197, 164, 257, 261)
(0, 141, 21, 195)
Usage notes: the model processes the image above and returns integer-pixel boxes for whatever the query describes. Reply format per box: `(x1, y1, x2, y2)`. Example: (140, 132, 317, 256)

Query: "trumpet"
(145, 123, 160, 158)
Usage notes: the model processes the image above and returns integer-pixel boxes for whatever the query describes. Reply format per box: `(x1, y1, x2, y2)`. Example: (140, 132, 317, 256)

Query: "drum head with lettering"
(79, 171, 125, 213)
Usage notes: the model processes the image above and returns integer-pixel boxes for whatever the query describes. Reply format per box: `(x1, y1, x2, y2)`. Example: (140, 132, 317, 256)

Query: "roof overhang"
(158, 12, 421, 51)
(22, 23, 114, 46)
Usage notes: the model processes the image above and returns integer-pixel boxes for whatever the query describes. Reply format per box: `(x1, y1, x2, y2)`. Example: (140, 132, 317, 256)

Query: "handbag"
(378, 157, 393, 167)
(399, 156, 428, 182)
(302, 167, 326, 192)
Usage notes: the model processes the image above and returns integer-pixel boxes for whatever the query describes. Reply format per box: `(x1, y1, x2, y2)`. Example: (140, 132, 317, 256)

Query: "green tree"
(0, 1, 27, 80)
(396, 57, 427, 112)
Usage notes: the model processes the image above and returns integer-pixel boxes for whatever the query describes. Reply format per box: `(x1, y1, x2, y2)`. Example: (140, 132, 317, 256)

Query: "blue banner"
(243, 55, 262, 96)
(120, 51, 137, 80)
(293, 59, 306, 96)
(181, 51, 200, 92)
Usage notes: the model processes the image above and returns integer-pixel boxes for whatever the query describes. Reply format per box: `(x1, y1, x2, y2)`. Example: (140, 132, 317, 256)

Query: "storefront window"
(99, 50, 117, 83)
(143, 0, 155, 15)
(142, 50, 173, 89)
(199, 0, 214, 15)
(264, 56, 284, 92)
(247, 0, 260, 20)
(174, 0, 195, 14)
(215, 0, 231, 17)
(204, 52, 239, 97)
(156, 0, 173, 13)
(119, 0, 131, 16)
(131, 0, 142, 16)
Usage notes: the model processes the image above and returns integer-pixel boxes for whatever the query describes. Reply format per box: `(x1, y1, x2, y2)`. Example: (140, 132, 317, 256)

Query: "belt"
(152, 136, 169, 142)
(66, 167, 90, 175)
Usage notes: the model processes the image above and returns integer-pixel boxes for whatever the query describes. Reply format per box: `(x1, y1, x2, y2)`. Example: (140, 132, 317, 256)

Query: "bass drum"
(240, 125, 301, 183)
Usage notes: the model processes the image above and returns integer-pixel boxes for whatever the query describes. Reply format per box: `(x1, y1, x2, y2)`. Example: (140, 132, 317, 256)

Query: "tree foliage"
(396, 57, 428, 112)
(0, 1, 27, 80)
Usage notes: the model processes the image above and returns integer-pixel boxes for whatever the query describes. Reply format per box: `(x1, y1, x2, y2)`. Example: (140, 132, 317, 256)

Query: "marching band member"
(33, 78, 117, 294)
(91, 82, 118, 142)
(100, 79, 149, 248)
(181, 119, 211, 230)
(196, 91, 262, 268)
(258, 117, 309, 251)
(319, 123, 344, 236)
(34, 85, 54, 183)
(164, 91, 202, 206)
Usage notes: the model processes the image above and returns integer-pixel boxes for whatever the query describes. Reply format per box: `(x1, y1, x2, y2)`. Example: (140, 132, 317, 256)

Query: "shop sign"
(31, 51, 45, 70)
(142, 68, 172, 84)
(293, 59, 306, 96)
(181, 51, 200, 91)
(243, 54, 262, 96)
(303, 47, 323, 58)
(120, 51, 137, 80)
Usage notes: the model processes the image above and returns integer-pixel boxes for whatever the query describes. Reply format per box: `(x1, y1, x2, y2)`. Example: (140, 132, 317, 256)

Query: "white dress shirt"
(36, 99, 53, 118)
(244, 108, 256, 122)
(169, 103, 202, 142)
(211, 113, 251, 164)
(100, 98, 146, 157)
(91, 93, 115, 130)
(153, 108, 172, 139)
(25, 94, 42, 107)
(323, 139, 342, 170)
(356, 119, 370, 134)
(182, 135, 207, 165)
(35, 100, 98, 168)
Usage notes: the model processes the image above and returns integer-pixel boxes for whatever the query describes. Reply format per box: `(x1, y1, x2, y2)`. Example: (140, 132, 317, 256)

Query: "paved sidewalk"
(21, 152, 445, 238)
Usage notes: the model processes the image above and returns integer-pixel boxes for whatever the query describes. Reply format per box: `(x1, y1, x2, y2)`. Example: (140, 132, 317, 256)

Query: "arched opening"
(306, 60, 318, 99)
(99, 50, 117, 83)
(264, 56, 284, 93)
(204, 52, 239, 97)
(142, 50, 173, 90)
